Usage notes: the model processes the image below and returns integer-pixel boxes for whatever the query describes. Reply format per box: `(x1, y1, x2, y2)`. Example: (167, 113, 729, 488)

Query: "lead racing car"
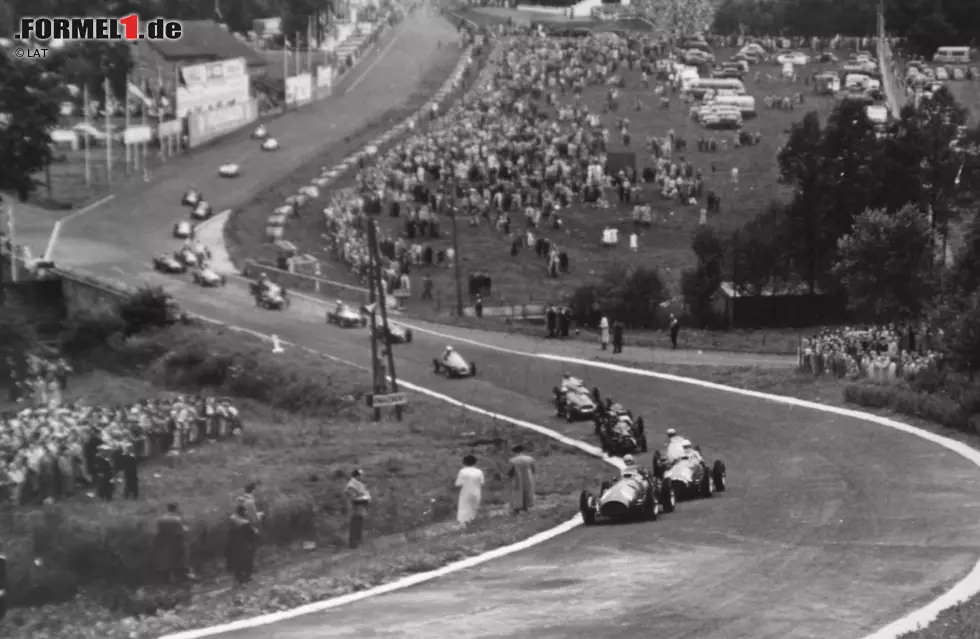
(593, 400, 647, 457)
(553, 375, 599, 422)
(326, 301, 367, 328)
(433, 346, 476, 378)
(653, 436, 726, 501)
(579, 461, 676, 525)
(191, 265, 227, 287)
(173, 220, 195, 239)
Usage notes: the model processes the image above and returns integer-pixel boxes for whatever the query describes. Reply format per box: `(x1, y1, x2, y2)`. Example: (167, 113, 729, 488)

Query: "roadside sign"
(367, 392, 408, 408)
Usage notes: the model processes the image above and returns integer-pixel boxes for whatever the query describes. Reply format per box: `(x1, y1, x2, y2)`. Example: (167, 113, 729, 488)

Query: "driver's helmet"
(259, 273, 269, 282)
(666, 428, 677, 438)
(336, 299, 343, 306)
(445, 346, 454, 353)
(622, 454, 634, 465)
(563, 372, 570, 379)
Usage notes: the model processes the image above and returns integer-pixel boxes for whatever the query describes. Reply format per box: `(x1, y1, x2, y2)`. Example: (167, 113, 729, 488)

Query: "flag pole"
(105, 77, 113, 183)
(157, 65, 165, 158)
(295, 31, 300, 76)
(307, 16, 313, 73)
(82, 84, 91, 186)
(141, 74, 149, 179)
(124, 72, 132, 172)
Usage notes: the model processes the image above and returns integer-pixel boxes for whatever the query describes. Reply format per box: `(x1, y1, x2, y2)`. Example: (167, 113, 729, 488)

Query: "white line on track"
(347, 29, 404, 92)
(44, 194, 115, 261)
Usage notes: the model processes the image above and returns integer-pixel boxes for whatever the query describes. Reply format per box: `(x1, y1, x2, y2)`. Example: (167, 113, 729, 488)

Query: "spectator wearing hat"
(226, 502, 259, 584)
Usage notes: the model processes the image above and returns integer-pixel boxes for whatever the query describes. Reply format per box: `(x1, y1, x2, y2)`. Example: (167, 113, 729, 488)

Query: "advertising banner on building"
(177, 57, 251, 117)
(123, 125, 153, 145)
(187, 98, 258, 148)
(158, 119, 182, 138)
(285, 73, 314, 107)
(315, 65, 334, 100)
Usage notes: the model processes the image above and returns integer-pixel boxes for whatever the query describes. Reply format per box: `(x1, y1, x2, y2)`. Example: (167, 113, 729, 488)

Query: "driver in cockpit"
(560, 372, 584, 393)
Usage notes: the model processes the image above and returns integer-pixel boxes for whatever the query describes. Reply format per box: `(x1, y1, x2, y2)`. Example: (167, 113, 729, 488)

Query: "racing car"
(433, 347, 476, 378)
(181, 189, 203, 206)
(579, 465, 675, 525)
(653, 442, 726, 501)
(190, 201, 213, 221)
(594, 401, 647, 457)
(152, 253, 187, 274)
(191, 266, 227, 287)
(175, 245, 202, 268)
(261, 137, 280, 151)
(251, 281, 290, 310)
(173, 220, 195, 239)
(553, 378, 599, 422)
(252, 124, 269, 139)
(326, 302, 367, 328)
(373, 323, 413, 344)
(218, 163, 241, 178)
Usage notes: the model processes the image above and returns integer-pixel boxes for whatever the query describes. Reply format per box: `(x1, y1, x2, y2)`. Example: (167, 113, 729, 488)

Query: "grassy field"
(251, 38, 839, 309)
(3, 322, 607, 636)
(947, 78, 980, 125)
(225, 29, 475, 270)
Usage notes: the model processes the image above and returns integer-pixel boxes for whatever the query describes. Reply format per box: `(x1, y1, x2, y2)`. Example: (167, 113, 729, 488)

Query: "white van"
(710, 94, 756, 117)
(865, 105, 889, 124)
(684, 78, 746, 99)
(845, 73, 880, 91)
(934, 46, 971, 64)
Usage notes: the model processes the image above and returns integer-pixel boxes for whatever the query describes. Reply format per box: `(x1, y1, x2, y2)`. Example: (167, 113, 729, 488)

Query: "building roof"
(146, 20, 266, 68)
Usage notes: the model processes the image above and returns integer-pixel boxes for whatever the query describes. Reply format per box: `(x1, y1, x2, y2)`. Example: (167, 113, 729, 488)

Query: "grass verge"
(4, 316, 607, 636)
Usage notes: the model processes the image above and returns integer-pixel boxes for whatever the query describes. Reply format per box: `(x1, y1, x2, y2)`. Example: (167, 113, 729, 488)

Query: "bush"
(570, 265, 668, 329)
(844, 383, 971, 431)
(61, 291, 367, 413)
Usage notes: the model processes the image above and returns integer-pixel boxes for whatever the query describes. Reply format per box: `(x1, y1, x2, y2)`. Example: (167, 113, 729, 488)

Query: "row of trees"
(711, 0, 980, 56)
(680, 88, 980, 377)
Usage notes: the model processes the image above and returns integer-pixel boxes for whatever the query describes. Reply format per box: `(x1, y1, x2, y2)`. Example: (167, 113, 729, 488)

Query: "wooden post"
(366, 221, 382, 422)
(368, 218, 403, 421)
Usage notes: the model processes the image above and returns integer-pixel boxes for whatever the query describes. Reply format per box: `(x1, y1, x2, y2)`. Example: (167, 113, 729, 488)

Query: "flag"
(128, 80, 151, 106)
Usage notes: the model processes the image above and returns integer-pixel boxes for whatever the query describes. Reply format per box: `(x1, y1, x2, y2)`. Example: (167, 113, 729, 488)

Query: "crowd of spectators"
(1, 355, 243, 506)
(798, 324, 944, 382)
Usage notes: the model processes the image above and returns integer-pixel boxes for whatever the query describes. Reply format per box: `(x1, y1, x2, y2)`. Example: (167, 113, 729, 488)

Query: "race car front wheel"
(712, 460, 727, 492)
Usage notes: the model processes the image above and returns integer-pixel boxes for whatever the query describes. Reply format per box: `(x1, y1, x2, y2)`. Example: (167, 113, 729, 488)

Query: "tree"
(573, 265, 668, 329)
(730, 201, 790, 295)
(0, 51, 61, 200)
(681, 226, 726, 326)
(833, 204, 941, 321)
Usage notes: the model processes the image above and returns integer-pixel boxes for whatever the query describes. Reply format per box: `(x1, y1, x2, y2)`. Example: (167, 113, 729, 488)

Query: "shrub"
(117, 285, 178, 335)
(570, 265, 668, 328)
(844, 383, 970, 430)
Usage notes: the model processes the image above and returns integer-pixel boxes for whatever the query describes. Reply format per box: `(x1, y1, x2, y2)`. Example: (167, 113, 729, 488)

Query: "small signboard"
(367, 392, 408, 408)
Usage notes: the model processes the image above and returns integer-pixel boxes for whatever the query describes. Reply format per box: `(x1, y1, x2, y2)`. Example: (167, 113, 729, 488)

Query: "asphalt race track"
(52, 8, 980, 639)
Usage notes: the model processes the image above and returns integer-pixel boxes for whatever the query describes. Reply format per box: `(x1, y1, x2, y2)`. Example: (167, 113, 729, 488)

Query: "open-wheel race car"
(218, 163, 241, 178)
(373, 323, 413, 344)
(326, 302, 367, 328)
(252, 124, 269, 139)
(261, 137, 280, 151)
(653, 437, 726, 501)
(191, 266, 227, 287)
(173, 220, 195, 239)
(190, 200, 213, 221)
(251, 281, 290, 310)
(181, 189, 203, 207)
(152, 253, 186, 274)
(433, 347, 476, 378)
(175, 245, 203, 269)
(594, 401, 647, 457)
(579, 463, 676, 525)
(553, 376, 599, 422)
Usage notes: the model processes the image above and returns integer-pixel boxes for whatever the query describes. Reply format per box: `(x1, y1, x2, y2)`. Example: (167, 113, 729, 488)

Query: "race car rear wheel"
(432, 358, 441, 374)
(405, 330, 413, 343)
(469, 363, 477, 376)
(712, 460, 727, 492)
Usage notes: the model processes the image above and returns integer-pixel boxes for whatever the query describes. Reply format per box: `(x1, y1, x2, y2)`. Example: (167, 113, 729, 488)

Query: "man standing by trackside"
(507, 445, 536, 514)
(669, 314, 680, 350)
(346, 469, 372, 549)
(599, 315, 610, 350)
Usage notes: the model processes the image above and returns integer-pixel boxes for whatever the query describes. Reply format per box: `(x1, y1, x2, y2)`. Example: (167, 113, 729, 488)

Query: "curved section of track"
(55, 9, 980, 639)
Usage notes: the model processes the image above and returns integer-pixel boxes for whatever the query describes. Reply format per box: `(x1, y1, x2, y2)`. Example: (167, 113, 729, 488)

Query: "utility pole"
(367, 219, 403, 421)
(364, 209, 405, 421)
(449, 205, 464, 317)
